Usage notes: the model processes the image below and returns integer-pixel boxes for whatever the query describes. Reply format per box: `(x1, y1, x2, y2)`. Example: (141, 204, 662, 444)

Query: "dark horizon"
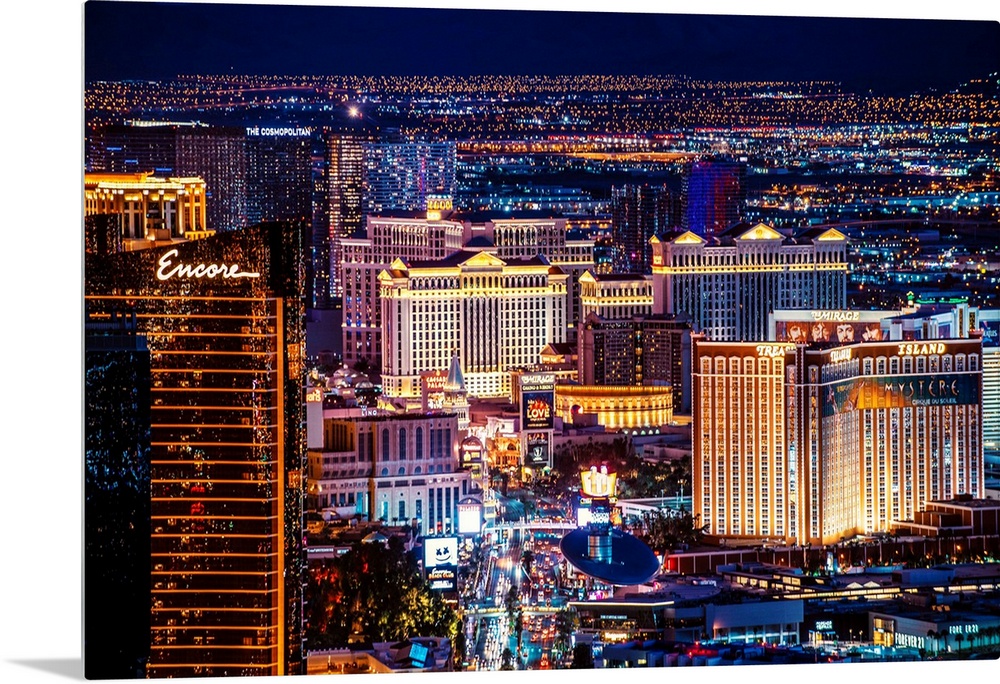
(84, 2, 1000, 95)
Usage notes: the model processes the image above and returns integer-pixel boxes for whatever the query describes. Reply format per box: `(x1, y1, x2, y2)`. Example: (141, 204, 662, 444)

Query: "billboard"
(522, 391, 555, 430)
(822, 374, 980, 417)
(524, 432, 550, 467)
(423, 536, 459, 568)
(519, 373, 555, 430)
(981, 319, 1000, 348)
(777, 319, 884, 344)
(576, 498, 592, 527)
(423, 536, 459, 591)
(421, 370, 448, 409)
(457, 502, 482, 535)
(460, 436, 484, 467)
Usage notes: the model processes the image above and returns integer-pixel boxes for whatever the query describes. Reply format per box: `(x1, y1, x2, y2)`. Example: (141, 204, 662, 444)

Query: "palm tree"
(927, 629, 939, 655)
(985, 625, 999, 649)
(500, 647, 515, 670)
(955, 632, 965, 653)
(520, 549, 535, 575)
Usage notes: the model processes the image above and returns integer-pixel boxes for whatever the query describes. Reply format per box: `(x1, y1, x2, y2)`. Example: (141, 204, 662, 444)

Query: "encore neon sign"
(156, 249, 261, 281)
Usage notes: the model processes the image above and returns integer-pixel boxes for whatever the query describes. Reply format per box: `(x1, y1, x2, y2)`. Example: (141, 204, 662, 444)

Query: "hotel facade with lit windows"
(305, 404, 474, 536)
(341, 206, 467, 366)
(340, 206, 592, 367)
(85, 172, 211, 248)
(651, 223, 847, 341)
(693, 334, 983, 546)
(577, 312, 692, 413)
(379, 250, 568, 401)
(578, 271, 654, 321)
(85, 222, 307, 678)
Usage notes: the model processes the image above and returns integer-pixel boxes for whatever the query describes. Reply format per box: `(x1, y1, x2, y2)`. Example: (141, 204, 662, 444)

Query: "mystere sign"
(823, 374, 979, 416)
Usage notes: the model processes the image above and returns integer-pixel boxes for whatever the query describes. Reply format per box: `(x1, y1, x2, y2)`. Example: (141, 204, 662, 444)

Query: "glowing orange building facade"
(85, 222, 306, 678)
(693, 336, 984, 546)
(555, 384, 673, 431)
(85, 172, 211, 248)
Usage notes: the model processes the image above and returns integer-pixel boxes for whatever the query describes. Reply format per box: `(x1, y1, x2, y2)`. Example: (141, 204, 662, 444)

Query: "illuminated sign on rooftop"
(245, 126, 312, 137)
(811, 310, 860, 322)
(156, 249, 261, 281)
(897, 342, 946, 356)
(581, 464, 617, 499)
(756, 344, 793, 358)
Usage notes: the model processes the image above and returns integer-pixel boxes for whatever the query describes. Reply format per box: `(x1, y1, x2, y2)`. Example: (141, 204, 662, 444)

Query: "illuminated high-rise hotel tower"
(85, 220, 307, 678)
(693, 334, 983, 546)
(314, 132, 371, 306)
(85, 312, 152, 679)
(651, 223, 848, 342)
(341, 209, 593, 368)
(681, 160, 746, 240)
(610, 184, 678, 274)
(378, 251, 569, 400)
(362, 140, 457, 215)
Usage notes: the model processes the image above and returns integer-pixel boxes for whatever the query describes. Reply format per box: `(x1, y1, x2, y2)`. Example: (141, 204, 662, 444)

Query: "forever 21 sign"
(156, 248, 261, 281)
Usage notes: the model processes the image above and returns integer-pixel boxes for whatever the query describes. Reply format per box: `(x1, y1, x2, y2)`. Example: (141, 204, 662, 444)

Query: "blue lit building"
(681, 160, 747, 239)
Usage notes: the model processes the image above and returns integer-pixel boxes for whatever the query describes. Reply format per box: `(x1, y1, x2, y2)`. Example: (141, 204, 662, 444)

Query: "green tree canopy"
(305, 540, 458, 649)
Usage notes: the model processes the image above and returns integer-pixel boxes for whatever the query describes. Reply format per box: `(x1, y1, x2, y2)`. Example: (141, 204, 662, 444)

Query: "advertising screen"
(460, 436, 484, 466)
(423, 536, 459, 591)
(981, 319, 1000, 348)
(822, 374, 979, 417)
(421, 370, 448, 409)
(423, 536, 459, 568)
(524, 432, 550, 466)
(777, 319, 884, 344)
(427, 566, 457, 592)
(457, 504, 482, 535)
(522, 390, 555, 430)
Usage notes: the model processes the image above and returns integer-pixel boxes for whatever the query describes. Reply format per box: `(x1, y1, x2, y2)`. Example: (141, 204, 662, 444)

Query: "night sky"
(84, 2, 1000, 94)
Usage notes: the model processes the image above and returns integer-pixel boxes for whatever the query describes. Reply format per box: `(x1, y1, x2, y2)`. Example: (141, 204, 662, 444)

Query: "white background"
(2, 1, 997, 683)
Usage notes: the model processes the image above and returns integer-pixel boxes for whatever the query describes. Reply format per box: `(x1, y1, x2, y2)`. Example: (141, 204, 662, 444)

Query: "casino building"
(693, 333, 983, 546)
(650, 223, 847, 341)
(340, 203, 466, 366)
(340, 207, 594, 367)
(85, 221, 307, 678)
(85, 172, 212, 247)
(304, 403, 475, 536)
(577, 312, 692, 413)
(578, 271, 654, 321)
(378, 250, 568, 400)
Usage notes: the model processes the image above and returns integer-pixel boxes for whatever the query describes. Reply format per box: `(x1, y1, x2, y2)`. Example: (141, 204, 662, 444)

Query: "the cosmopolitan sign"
(156, 249, 261, 281)
(245, 126, 312, 137)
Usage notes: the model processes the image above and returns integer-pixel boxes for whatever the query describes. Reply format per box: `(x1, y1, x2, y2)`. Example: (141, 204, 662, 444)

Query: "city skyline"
(77, 0, 1000, 678)
(5, 2, 1000, 683)
(83, 2, 1000, 95)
